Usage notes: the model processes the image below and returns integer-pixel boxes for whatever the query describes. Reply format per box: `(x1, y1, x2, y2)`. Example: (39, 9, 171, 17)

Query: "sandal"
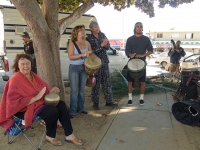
(46, 138, 63, 146)
(65, 138, 83, 146)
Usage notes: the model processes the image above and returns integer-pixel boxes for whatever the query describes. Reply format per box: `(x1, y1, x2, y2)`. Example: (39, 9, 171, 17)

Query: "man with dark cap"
(86, 21, 118, 110)
(168, 40, 185, 81)
(125, 22, 153, 106)
(21, 32, 37, 73)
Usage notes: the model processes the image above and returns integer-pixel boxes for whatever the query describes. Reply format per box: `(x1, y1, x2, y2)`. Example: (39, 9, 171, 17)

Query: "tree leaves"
(36, 0, 195, 18)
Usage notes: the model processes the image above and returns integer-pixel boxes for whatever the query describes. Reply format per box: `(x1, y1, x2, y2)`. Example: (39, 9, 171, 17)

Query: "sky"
(1, 0, 200, 39)
(86, 0, 200, 39)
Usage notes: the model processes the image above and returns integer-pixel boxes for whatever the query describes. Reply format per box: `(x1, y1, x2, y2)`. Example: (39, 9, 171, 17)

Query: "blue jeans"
(69, 64, 87, 116)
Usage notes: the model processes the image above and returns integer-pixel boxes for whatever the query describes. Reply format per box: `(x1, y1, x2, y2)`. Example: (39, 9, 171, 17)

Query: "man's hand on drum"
(135, 54, 145, 58)
(129, 53, 136, 58)
(50, 87, 60, 94)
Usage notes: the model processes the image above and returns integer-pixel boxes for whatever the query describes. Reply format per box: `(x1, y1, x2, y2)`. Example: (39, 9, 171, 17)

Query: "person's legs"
(77, 66, 87, 113)
(127, 70, 133, 105)
(31, 58, 37, 74)
(101, 64, 113, 103)
(170, 63, 176, 81)
(69, 65, 79, 116)
(38, 105, 59, 138)
(139, 70, 146, 105)
(175, 64, 180, 78)
(91, 67, 101, 109)
(55, 101, 82, 145)
(56, 101, 73, 136)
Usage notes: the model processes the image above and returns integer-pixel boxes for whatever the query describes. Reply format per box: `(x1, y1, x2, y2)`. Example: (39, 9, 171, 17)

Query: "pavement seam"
(128, 108, 170, 113)
(95, 97, 127, 150)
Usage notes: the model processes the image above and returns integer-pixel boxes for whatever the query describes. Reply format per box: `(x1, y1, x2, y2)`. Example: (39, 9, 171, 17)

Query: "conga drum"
(84, 55, 101, 87)
(84, 55, 102, 77)
(127, 59, 146, 88)
(44, 93, 60, 106)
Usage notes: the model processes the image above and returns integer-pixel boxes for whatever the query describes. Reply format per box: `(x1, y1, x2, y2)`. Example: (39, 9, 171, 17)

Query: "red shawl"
(0, 71, 49, 132)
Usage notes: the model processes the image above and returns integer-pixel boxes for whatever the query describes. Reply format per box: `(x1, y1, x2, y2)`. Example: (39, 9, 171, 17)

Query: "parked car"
(181, 53, 200, 69)
(2, 47, 129, 81)
(106, 47, 129, 72)
(119, 48, 125, 51)
(150, 52, 160, 58)
(155, 52, 170, 68)
(165, 52, 194, 71)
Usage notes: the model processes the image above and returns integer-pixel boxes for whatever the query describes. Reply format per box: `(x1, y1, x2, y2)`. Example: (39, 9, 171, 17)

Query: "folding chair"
(7, 112, 46, 150)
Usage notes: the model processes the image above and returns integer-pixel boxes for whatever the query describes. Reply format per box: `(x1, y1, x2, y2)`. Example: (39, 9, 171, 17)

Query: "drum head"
(45, 93, 60, 101)
(128, 59, 145, 72)
(84, 55, 102, 69)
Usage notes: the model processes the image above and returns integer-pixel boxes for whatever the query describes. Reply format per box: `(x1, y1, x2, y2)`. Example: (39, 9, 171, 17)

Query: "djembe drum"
(127, 59, 146, 88)
(84, 55, 102, 87)
(44, 93, 60, 106)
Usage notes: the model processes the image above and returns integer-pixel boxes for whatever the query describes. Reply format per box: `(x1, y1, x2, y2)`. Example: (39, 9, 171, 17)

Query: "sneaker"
(128, 100, 133, 106)
(105, 101, 118, 107)
(139, 99, 145, 106)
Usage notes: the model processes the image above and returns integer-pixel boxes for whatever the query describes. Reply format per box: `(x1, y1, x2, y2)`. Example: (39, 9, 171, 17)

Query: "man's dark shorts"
(127, 69, 146, 82)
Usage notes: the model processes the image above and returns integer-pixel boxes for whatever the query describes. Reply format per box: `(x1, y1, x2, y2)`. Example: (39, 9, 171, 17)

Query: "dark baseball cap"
(21, 32, 29, 37)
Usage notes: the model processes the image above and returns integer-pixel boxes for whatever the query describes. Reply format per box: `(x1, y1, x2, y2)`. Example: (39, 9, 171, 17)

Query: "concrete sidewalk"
(96, 92, 197, 150)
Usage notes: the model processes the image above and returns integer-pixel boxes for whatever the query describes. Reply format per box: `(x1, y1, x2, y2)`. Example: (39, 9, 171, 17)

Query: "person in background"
(21, 32, 37, 74)
(168, 40, 186, 81)
(67, 25, 92, 118)
(86, 21, 118, 110)
(125, 22, 153, 106)
(0, 54, 82, 146)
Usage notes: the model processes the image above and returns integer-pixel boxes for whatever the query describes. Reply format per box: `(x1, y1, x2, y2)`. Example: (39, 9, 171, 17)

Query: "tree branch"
(43, 0, 59, 31)
(58, 0, 94, 35)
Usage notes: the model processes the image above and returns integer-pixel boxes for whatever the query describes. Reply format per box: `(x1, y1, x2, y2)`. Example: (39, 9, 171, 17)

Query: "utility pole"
(122, 9, 124, 49)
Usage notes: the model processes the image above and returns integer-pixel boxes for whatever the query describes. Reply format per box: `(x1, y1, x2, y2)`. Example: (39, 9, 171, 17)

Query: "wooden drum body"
(84, 56, 101, 87)
(86, 76, 96, 87)
(127, 59, 145, 79)
(44, 93, 60, 106)
(84, 55, 102, 77)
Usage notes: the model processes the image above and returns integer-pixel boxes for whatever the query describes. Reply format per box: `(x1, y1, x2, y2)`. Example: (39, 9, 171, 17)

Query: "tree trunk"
(11, 0, 95, 103)
(11, 0, 66, 102)
(33, 30, 66, 102)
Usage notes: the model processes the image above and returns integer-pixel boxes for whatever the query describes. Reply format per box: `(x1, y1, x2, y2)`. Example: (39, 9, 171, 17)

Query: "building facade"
(150, 30, 200, 53)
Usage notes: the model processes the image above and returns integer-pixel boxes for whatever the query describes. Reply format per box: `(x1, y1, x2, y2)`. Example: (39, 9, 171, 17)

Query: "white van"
(0, 5, 129, 81)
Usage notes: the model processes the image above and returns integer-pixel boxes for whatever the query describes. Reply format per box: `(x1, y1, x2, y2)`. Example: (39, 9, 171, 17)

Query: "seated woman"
(0, 54, 82, 146)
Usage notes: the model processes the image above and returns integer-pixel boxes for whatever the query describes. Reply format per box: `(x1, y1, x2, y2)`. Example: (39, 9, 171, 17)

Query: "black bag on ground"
(172, 101, 200, 126)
